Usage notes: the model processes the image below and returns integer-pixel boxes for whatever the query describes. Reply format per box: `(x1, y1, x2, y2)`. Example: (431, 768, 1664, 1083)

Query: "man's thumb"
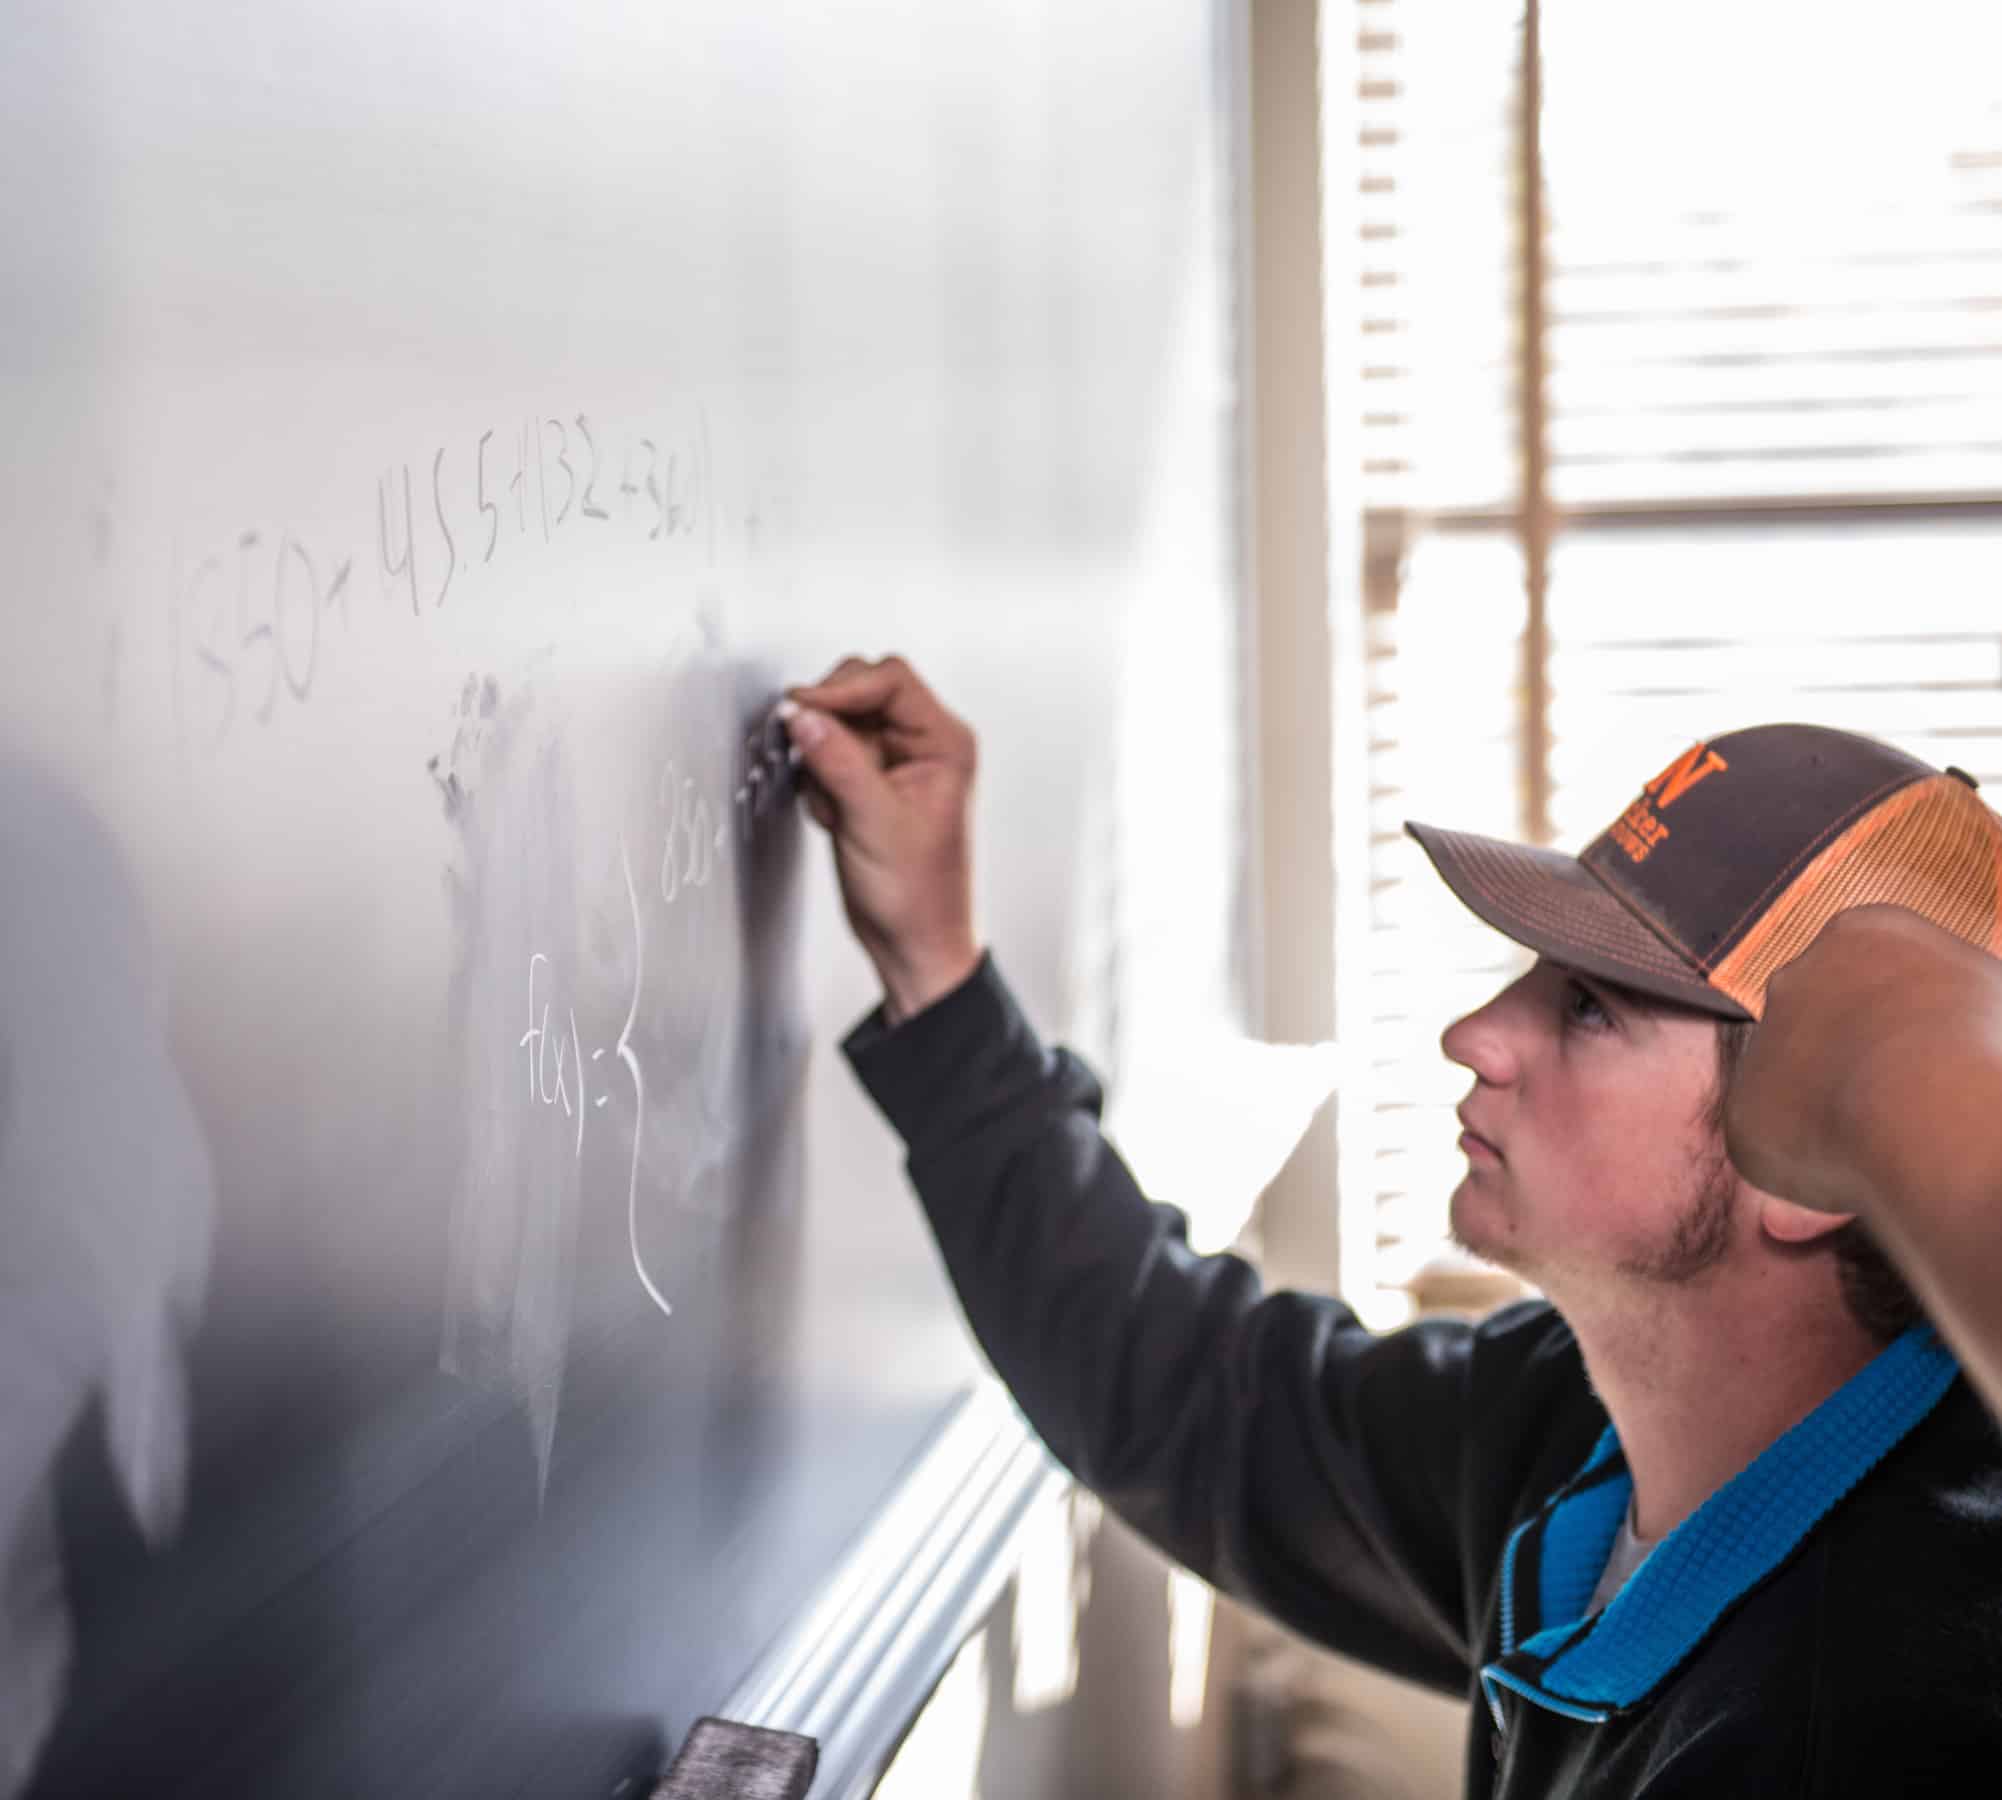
(781, 702, 884, 821)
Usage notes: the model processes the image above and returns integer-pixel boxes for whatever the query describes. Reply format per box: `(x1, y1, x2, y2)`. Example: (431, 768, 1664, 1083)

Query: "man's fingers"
(790, 656, 975, 774)
(792, 655, 940, 731)
(807, 654, 875, 691)
(780, 702, 890, 823)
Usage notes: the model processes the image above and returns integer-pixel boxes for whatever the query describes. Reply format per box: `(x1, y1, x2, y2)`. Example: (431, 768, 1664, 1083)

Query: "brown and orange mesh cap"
(1406, 725, 2002, 1021)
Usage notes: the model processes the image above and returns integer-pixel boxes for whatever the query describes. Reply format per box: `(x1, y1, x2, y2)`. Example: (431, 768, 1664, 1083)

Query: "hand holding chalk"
(783, 656, 982, 1023)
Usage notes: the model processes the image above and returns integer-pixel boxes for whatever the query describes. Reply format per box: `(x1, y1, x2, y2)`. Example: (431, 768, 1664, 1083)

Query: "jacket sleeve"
(845, 955, 1479, 1694)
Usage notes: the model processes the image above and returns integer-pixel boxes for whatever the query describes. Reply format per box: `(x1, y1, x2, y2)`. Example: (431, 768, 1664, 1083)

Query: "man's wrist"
(875, 938, 984, 1026)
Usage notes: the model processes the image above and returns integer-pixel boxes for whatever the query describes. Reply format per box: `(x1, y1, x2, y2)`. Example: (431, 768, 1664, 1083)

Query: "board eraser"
(651, 1717, 818, 1800)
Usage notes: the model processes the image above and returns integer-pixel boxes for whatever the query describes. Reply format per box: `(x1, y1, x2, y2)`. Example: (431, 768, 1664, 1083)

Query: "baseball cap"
(1406, 724, 2002, 1021)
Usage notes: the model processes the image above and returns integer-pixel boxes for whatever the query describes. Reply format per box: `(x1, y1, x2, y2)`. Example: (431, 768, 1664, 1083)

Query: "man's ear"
(1758, 1192, 1855, 1246)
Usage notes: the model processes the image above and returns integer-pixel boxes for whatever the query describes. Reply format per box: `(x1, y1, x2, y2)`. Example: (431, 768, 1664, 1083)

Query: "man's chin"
(1448, 1179, 1524, 1275)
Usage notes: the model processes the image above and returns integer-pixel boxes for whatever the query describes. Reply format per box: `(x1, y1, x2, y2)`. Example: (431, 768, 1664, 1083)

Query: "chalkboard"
(0, 5, 1234, 1797)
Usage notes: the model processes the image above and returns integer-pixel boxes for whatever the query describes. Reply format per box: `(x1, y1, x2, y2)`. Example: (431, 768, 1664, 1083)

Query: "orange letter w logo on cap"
(1645, 743, 1729, 811)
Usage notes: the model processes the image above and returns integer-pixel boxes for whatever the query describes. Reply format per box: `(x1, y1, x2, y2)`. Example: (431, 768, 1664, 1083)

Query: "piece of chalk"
(769, 699, 806, 766)
(651, 1718, 817, 1800)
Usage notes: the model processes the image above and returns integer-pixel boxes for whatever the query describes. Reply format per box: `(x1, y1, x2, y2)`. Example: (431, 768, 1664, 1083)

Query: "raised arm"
(1724, 905, 2002, 1420)
(783, 655, 1498, 1691)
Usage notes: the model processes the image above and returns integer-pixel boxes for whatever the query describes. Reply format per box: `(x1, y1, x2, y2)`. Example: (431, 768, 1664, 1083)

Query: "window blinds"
(1540, 0, 2002, 509)
(1355, 0, 1522, 516)
(1343, 0, 2002, 1322)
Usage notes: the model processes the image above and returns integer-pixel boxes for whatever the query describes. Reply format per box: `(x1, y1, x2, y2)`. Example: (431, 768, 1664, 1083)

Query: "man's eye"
(1564, 980, 1612, 1029)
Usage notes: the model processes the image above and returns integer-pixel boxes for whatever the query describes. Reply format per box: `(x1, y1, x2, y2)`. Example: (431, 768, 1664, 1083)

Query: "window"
(1340, 0, 2002, 1325)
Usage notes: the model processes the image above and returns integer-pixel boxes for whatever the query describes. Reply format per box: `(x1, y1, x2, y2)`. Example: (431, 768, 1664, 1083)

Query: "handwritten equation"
(172, 529, 354, 747)
(161, 406, 713, 753)
(376, 410, 712, 615)
(521, 713, 797, 1320)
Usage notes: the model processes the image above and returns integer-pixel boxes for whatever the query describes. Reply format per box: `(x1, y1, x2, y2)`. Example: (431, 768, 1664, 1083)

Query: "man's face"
(1441, 959, 1739, 1294)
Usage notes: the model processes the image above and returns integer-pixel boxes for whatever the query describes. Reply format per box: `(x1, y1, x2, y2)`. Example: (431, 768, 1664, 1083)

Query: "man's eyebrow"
(1562, 968, 1629, 1015)
(1537, 957, 1646, 1020)
(1563, 967, 1705, 1030)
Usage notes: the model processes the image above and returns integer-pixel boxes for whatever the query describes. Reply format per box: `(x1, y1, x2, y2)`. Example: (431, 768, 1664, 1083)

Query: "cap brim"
(1403, 821, 1752, 1021)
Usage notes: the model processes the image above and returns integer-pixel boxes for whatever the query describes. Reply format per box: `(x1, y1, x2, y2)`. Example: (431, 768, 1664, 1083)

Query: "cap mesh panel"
(1710, 775, 2002, 1018)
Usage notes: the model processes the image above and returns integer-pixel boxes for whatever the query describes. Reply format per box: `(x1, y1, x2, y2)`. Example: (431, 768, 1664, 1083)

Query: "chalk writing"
(519, 953, 594, 1162)
(658, 759, 726, 907)
(516, 418, 536, 541)
(185, 551, 232, 746)
(158, 405, 710, 754)
(515, 831, 706, 1322)
(172, 530, 351, 749)
(617, 837, 674, 1319)
(431, 446, 457, 607)
(504, 704, 798, 1324)
(544, 417, 575, 527)
(576, 413, 611, 521)
(476, 428, 500, 563)
(380, 407, 711, 608)
(377, 463, 419, 614)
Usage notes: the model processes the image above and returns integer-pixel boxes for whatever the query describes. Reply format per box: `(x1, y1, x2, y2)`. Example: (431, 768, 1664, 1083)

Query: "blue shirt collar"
(1481, 1324, 1960, 1727)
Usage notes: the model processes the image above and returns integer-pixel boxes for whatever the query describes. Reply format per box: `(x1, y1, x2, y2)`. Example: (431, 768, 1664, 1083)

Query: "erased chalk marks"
(437, 655, 812, 1493)
(437, 688, 583, 1499)
(427, 673, 501, 821)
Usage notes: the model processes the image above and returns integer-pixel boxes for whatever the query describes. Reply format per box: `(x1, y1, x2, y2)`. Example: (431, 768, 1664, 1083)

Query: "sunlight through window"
(873, 1627, 990, 1800)
(1009, 1489, 1090, 1715)
(1340, 0, 2002, 1316)
(1167, 1567, 1216, 1730)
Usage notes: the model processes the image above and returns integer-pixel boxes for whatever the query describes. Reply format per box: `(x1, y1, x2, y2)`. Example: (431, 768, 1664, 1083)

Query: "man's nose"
(1441, 986, 1522, 1087)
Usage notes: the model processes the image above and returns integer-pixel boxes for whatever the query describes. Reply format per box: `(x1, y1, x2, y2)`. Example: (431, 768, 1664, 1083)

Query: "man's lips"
(1457, 1114, 1504, 1162)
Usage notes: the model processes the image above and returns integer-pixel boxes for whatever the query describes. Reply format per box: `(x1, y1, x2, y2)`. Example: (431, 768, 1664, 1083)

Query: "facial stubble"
(1448, 1132, 1740, 1289)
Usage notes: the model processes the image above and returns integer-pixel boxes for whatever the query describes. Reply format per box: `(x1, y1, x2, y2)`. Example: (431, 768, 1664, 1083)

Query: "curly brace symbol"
(618, 835, 673, 1319)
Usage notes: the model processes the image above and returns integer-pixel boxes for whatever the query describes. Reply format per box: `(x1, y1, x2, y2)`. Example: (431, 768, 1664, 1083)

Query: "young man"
(781, 656, 2002, 1797)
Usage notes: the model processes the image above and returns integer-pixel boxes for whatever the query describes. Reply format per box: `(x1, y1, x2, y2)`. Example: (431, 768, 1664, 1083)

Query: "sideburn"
(1616, 1135, 1738, 1285)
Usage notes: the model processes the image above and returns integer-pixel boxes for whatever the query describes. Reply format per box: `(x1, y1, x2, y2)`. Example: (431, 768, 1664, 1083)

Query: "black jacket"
(846, 957, 2002, 1798)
